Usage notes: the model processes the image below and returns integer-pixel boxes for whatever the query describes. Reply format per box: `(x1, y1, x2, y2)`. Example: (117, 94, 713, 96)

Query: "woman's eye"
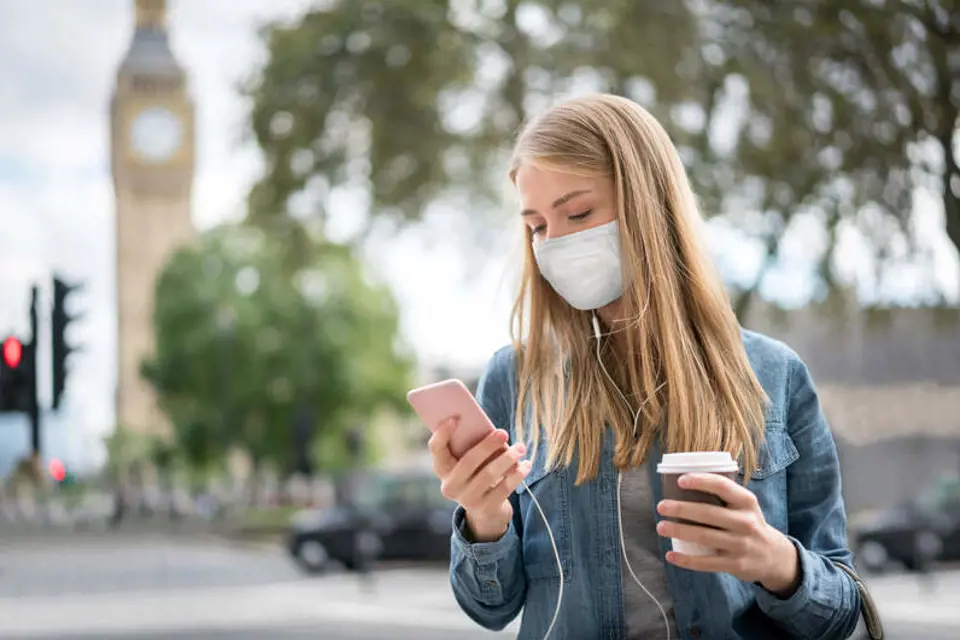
(531, 224, 546, 235)
(569, 209, 593, 221)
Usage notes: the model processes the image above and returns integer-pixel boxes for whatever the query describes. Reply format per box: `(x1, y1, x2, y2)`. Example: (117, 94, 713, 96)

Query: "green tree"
(714, 0, 958, 313)
(245, 0, 958, 314)
(242, 1, 706, 249)
(103, 427, 153, 476)
(142, 224, 414, 474)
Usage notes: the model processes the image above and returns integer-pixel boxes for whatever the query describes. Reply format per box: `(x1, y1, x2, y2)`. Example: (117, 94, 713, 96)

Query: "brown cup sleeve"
(660, 471, 737, 529)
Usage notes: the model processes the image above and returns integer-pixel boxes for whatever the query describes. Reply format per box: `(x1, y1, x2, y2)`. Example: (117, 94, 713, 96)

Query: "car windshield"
(353, 472, 451, 512)
(916, 475, 960, 512)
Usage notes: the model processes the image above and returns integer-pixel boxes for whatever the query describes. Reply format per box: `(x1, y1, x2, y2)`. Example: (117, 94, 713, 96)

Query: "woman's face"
(515, 164, 617, 241)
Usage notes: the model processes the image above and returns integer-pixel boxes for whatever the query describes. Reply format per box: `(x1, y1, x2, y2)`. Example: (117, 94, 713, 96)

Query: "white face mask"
(533, 220, 624, 311)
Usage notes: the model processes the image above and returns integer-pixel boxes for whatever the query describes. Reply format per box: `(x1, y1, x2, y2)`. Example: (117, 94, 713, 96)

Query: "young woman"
(426, 94, 863, 640)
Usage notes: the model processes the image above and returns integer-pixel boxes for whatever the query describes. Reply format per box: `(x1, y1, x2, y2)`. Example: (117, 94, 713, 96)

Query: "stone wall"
(744, 300, 960, 514)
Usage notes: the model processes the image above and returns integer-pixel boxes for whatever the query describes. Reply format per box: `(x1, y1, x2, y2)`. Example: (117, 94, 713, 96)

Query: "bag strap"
(832, 560, 884, 639)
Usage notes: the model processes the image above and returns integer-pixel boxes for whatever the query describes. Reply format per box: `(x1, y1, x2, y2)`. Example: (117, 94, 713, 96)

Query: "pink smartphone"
(406, 379, 498, 459)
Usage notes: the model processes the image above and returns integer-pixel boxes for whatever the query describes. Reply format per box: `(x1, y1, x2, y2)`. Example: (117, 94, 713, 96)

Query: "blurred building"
(745, 299, 960, 514)
(110, 0, 196, 438)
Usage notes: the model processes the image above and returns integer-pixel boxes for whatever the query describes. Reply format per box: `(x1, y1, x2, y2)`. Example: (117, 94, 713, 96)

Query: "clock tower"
(110, 0, 195, 436)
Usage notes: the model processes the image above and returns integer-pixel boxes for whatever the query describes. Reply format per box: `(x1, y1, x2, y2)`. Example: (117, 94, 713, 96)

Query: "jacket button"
(688, 628, 701, 639)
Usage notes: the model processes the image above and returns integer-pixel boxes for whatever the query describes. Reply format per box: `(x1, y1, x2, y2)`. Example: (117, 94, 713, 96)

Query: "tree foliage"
(246, 2, 474, 228)
(142, 224, 414, 473)
(245, 0, 959, 311)
(715, 0, 959, 308)
(243, 1, 707, 237)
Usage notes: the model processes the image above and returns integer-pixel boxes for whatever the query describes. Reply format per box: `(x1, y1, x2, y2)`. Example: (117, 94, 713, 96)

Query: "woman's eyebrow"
(520, 189, 592, 216)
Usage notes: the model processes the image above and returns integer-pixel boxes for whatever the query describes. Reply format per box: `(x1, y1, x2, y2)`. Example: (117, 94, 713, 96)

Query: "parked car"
(852, 475, 960, 573)
(287, 469, 456, 574)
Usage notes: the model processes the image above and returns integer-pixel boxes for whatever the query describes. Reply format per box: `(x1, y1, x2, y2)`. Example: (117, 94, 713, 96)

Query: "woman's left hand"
(656, 472, 801, 597)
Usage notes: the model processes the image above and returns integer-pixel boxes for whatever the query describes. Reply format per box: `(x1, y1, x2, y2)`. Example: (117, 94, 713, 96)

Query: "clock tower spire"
(110, 0, 195, 437)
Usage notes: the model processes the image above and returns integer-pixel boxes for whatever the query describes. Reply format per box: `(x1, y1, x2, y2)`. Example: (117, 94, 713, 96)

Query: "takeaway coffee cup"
(657, 451, 739, 556)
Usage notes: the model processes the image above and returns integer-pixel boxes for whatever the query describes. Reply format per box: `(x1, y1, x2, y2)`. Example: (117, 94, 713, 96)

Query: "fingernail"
(656, 501, 668, 515)
(656, 522, 667, 534)
(517, 443, 527, 454)
(678, 475, 690, 488)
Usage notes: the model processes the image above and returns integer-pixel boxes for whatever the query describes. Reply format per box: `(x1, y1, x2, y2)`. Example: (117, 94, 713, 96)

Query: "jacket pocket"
(743, 425, 800, 480)
(515, 457, 574, 581)
(740, 426, 799, 532)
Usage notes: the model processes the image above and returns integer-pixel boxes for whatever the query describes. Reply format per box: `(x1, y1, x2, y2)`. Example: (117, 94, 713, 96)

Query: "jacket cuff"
(755, 534, 860, 636)
(450, 505, 521, 606)
(754, 536, 812, 618)
(451, 505, 518, 564)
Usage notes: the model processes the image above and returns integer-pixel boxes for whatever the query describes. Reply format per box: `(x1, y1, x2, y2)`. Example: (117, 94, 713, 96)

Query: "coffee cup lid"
(657, 451, 738, 473)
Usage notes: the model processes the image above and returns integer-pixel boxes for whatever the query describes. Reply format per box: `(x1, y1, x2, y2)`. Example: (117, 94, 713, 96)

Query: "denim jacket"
(449, 330, 862, 640)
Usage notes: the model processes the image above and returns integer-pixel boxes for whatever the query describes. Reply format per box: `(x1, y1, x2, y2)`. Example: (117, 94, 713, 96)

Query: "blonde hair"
(509, 94, 767, 484)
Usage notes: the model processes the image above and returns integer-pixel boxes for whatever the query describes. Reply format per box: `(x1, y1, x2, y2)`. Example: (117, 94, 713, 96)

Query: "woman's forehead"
(515, 165, 609, 206)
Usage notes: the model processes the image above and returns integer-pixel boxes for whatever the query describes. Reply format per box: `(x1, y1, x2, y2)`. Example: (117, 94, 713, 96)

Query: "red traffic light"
(2, 337, 22, 368)
(49, 458, 66, 483)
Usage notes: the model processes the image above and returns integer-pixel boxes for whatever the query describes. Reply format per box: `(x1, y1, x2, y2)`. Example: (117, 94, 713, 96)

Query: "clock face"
(129, 106, 183, 163)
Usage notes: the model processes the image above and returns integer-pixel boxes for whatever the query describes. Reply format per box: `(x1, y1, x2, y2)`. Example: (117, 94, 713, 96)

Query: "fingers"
(457, 444, 526, 507)
(461, 457, 532, 521)
(471, 441, 527, 491)
(656, 500, 753, 533)
(665, 549, 736, 574)
(428, 419, 531, 525)
(676, 473, 758, 511)
(483, 459, 533, 507)
(428, 417, 460, 478)
(453, 429, 511, 481)
(656, 520, 748, 556)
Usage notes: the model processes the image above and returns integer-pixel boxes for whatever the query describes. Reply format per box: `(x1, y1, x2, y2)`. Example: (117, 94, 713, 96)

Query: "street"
(0, 535, 956, 639)
(0, 534, 514, 639)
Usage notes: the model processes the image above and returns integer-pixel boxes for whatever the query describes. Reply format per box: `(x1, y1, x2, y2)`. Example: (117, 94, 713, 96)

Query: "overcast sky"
(0, 0, 956, 471)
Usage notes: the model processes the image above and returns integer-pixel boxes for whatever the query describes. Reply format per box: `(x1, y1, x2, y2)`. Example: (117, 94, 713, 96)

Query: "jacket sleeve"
(449, 347, 526, 631)
(754, 353, 862, 639)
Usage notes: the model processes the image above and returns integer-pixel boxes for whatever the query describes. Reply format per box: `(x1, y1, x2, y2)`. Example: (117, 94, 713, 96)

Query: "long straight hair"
(508, 94, 767, 484)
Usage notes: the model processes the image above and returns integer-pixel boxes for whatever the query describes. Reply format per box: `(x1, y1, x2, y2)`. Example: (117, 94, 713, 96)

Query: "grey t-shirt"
(619, 464, 680, 640)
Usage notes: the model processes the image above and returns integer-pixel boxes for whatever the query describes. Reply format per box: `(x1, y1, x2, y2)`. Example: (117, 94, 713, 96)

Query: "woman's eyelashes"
(568, 209, 593, 222)
(529, 209, 594, 236)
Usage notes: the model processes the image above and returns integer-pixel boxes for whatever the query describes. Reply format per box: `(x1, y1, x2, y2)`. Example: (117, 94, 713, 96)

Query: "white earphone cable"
(616, 472, 672, 640)
(520, 478, 563, 640)
(593, 313, 671, 640)
(515, 313, 670, 640)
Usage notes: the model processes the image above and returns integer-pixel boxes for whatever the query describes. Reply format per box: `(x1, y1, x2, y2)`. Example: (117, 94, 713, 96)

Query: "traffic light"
(52, 276, 83, 410)
(0, 335, 34, 413)
(48, 458, 77, 487)
(4, 336, 22, 368)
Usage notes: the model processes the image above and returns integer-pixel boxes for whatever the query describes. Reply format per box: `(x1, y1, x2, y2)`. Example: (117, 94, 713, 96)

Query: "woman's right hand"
(428, 418, 532, 542)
